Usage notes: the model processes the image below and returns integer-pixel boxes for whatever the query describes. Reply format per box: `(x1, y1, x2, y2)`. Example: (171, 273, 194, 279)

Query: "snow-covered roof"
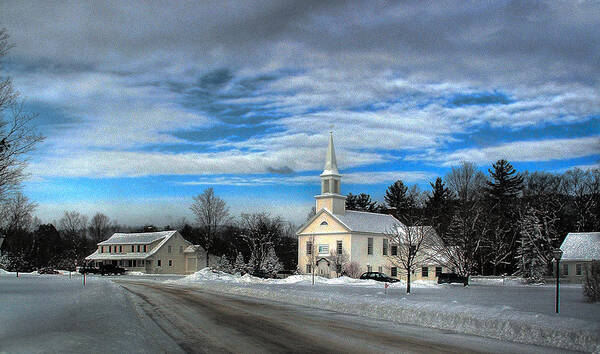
(335, 210, 401, 234)
(98, 231, 177, 245)
(85, 251, 150, 260)
(560, 232, 600, 261)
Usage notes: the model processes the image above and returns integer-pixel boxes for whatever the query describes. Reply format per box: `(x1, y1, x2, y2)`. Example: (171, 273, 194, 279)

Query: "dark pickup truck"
(78, 264, 99, 274)
(437, 273, 469, 286)
(99, 264, 126, 275)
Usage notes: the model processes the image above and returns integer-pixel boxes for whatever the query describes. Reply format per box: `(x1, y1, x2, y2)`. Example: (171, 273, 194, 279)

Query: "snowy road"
(117, 280, 570, 354)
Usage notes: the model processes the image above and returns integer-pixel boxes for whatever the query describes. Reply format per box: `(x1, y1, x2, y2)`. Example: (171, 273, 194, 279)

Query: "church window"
(367, 238, 373, 255)
(322, 180, 329, 193)
(333, 179, 339, 194)
(367, 265, 372, 272)
(336, 241, 343, 255)
(391, 245, 398, 256)
(306, 264, 312, 273)
(306, 241, 313, 255)
(383, 239, 388, 255)
(320, 221, 328, 226)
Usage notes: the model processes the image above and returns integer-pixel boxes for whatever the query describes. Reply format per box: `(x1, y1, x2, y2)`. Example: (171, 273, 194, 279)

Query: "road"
(117, 280, 569, 354)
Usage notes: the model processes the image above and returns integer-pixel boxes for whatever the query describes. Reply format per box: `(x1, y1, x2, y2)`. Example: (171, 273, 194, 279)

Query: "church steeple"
(315, 132, 346, 215)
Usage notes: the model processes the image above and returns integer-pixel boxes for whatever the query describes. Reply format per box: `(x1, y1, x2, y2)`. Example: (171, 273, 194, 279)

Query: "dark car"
(437, 273, 468, 286)
(359, 272, 400, 283)
(78, 264, 99, 274)
(99, 264, 126, 276)
(38, 267, 59, 275)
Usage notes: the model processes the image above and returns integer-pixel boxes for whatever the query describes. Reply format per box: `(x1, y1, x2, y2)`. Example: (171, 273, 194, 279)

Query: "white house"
(85, 230, 216, 274)
(559, 232, 600, 283)
(296, 133, 448, 280)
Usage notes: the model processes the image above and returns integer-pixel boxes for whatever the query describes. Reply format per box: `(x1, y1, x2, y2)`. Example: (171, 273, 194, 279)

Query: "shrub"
(583, 260, 600, 303)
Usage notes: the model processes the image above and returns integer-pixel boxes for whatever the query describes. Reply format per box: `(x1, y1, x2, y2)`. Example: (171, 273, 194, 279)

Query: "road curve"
(117, 280, 567, 354)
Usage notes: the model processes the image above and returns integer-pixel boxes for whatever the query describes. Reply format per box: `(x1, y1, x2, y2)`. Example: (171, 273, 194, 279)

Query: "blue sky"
(0, 1, 598, 226)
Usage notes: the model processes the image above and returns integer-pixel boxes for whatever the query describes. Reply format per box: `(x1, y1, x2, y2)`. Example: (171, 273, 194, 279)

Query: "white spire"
(322, 132, 339, 176)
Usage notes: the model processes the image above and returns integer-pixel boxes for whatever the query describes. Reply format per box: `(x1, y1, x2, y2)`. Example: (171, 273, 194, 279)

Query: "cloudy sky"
(1, 1, 598, 226)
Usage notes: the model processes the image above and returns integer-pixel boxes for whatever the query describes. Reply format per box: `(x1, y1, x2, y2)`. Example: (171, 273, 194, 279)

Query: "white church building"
(297, 134, 449, 281)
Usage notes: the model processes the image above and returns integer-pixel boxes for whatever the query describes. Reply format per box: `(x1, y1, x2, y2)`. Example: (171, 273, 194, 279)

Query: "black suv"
(437, 273, 468, 286)
(99, 264, 126, 276)
(359, 272, 400, 283)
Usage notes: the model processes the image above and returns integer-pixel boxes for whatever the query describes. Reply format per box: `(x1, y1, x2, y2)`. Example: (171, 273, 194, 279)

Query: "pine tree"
(261, 246, 283, 277)
(486, 159, 524, 202)
(515, 206, 557, 282)
(385, 180, 412, 212)
(233, 252, 246, 274)
(426, 177, 454, 236)
(345, 193, 379, 212)
(215, 255, 233, 274)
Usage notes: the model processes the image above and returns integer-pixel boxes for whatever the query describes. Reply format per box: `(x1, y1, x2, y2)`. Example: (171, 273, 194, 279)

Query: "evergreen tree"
(384, 180, 412, 212)
(233, 252, 246, 274)
(215, 255, 233, 274)
(425, 177, 454, 236)
(261, 246, 283, 277)
(345, 193, 380, 212)
(486, 159, 524, 202)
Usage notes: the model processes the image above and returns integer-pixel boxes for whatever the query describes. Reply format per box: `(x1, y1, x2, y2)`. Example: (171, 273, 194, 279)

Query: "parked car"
(78, 264, 99, 274)
(359, 272, 400, 283)
(38, 267, 59, 275)
(437, 273, 468, 286)
(99, 264, 126, 276)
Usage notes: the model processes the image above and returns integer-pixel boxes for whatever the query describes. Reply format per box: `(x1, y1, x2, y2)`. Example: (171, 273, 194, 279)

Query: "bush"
(583, 260, 600, 303)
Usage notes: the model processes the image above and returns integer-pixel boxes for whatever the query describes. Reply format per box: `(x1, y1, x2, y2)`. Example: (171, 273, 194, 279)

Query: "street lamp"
(552, 248, 563, 314)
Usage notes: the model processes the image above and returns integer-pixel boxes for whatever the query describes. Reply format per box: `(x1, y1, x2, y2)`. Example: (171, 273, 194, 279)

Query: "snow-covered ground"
(0, 273, 179, 353)
(169, 269, 600, 352)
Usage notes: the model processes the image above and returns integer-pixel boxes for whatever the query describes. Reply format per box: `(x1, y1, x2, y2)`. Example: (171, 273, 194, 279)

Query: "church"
(297, 134, 449, 281)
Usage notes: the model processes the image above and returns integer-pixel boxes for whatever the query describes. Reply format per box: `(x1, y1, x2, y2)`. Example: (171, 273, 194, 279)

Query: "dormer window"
(320, 221, 328, 226)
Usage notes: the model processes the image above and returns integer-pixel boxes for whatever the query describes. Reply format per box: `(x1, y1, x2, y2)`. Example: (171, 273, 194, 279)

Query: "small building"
(559, 232, 600, 283)
(85, 230, 216, 274)
(297, 133, 449, 281)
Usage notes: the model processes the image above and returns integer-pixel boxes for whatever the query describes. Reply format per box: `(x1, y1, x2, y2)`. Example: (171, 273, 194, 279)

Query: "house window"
(422, 267, 429, 277)
(168, 260, 173, 267)
(391, 245, 398, 256)
(318, 244, 329, 255)
(337, 241, 343, 255)
(391, 267, 397, 277)
(100, 246, 103, 253)
(131, 245, 135, 252)
(109, 246, 112, 253)
(144, 245, 147, 252)
(137, 245, 141, 252)
(367, 238, 373, 255)
(435, 267, 442, 277)
(367, 265, 372, 272)
(306, 264, 312, 274)
(179, 246, 183, 254)
(168, 245, 172, 253)
(306, 241, 313, 255)
(563, 263, 569, 275)
(383, 239, 388, 255)
(119, 245, 122, 253)
(157, 260, 162, 267)
(576, 264, 582, 276)
(378, 266, 383, 273)
(320, 221, 328, 226)
(132, 260, 137, 267)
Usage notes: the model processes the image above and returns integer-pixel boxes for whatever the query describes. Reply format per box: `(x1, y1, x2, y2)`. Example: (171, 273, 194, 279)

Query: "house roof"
(98, 230, 177, 245)
(85, 251, 149, 260)
(560, 232, 600, 261)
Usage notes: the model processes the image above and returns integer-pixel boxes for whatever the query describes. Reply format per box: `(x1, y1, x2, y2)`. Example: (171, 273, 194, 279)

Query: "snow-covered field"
(0, 273, 178, 353)
(169, 269, 600, 352)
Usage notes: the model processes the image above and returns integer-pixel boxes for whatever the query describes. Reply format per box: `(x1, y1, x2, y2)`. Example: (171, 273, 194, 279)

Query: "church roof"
(98, 230, 177, 245)
(336, 210, 401, 234)
(560, 232, 600, 261)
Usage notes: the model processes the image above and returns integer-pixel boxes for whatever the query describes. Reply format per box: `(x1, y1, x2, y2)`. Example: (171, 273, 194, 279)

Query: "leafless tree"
(190, 188, 230, 267)
(304, 235, 318, 284)
(238, 213, 283, 276)
(328, 249, 349, 277)
(58, 210, 89, 259)
(445, 161, 486, 203)
(386, 221, 436, 294)
(0, 192, 37, 232)
(89, 213, 112, 243)
(342, 261, 361, 279)
(562, 168, 600, 231)
(0, 29, 44, 202)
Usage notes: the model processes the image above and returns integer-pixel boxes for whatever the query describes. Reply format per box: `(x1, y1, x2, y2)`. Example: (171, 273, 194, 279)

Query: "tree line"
(345, 160, 600, 280)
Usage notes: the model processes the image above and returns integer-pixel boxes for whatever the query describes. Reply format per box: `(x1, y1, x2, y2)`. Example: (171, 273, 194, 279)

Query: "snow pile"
(0, 268, 10, 274)
(171, 269, 600, 352)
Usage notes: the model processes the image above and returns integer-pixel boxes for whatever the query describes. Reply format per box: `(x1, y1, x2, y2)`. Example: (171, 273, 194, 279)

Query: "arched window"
(320, 221, 328, 226)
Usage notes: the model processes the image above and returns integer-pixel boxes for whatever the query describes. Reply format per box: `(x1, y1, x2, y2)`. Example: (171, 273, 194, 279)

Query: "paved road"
(117, 280, 570, 354)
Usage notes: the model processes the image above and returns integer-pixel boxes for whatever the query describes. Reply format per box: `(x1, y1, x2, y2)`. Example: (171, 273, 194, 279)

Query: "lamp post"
(552, 248, 563, 314)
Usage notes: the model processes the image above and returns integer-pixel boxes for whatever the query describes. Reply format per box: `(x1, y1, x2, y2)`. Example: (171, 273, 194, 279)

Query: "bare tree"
(445, 161, 486, 203)
(386, 222, 436, 294)
(328, 249, 349, 277)
(304, 235, 318, 284)
(58, 211, 89, 260)
(190, 188, 230, 267)
(0, 192, 36, 232)
(238, 213, 283, 276)
(0, 29, 44, 202)
(343, 261, 362, 278)
(89, 213, 112, 243)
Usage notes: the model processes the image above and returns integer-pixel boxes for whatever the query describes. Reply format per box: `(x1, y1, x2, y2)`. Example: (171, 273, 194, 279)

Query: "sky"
(0, 1, 598, 226)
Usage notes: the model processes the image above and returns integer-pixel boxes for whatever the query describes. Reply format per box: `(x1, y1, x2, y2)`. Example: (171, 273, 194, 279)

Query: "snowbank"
(170, 269, 600, 352)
